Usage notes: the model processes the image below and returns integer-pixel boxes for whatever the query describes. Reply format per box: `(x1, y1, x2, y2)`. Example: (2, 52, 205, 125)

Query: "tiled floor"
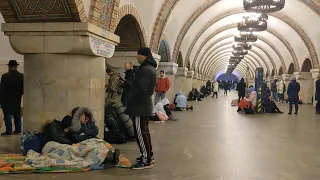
(1, 91, 320, 180)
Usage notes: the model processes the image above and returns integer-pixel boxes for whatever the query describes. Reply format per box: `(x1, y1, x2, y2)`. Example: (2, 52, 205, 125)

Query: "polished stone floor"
(1, 91, 320, 180)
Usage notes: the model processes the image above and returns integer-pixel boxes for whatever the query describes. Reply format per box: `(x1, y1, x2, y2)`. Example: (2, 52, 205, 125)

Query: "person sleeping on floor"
(150, 98, 178, 122)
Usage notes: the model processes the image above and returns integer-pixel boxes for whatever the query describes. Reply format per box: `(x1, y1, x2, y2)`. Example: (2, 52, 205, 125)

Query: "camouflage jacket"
(106, 72, 123, 105)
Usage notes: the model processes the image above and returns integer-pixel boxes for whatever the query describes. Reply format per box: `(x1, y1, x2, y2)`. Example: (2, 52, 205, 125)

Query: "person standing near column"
(125, 47, 157, 169)
(277, 80, 285, 103)
(315, 79, 320, 114)
(122, 62, 136, 105)
(271, 79, 278, 102)
(287, 76, 300, 115)
(155, 70, 170, 104)
(212, 81, 219, 98)
(0, 60, 23, 136)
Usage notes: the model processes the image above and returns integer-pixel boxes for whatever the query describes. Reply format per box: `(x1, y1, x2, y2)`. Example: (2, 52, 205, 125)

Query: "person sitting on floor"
(175, 91, 193, 111)
(237, 91, 257, 113)
(43, 116, 74, 145)
(70, 107, 99, 143)
(262, 93, 283, 114)
(188, 88, 202, 101)
(200, 85, 209, 97)
(151, 98, 178, 122)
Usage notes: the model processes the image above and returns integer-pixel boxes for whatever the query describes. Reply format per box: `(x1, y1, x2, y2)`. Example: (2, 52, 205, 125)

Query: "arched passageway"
(158, 40, 171, 62)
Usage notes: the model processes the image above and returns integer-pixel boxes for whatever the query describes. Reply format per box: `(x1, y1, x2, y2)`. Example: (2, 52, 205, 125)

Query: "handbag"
(20, 131, 46, 155)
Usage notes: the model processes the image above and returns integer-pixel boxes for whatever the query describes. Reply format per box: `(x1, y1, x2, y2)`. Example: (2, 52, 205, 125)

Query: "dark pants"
(224, 89, 228, 95)
(317, 100, 320, 113)
(3, 107, 21, 133)
(132, 116, 153, 163)
(289, 101, 298, 113)
(238, 95, 245, 103)
(212, 92, 218, 98)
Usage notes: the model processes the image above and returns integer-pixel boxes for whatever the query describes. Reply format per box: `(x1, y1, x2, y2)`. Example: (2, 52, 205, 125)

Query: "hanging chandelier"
(230, 54, 244, 60)
(238, 14, 268, 32)
(235, 32, 258, 42)
(235, 42, 252, 50)
(229, 58, 241, 65)
(232, 50, 248, 56)
(243, 0, 285, 13)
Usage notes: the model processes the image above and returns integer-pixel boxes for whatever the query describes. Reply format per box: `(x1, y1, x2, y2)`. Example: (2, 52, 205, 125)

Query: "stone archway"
(158, 40, 171, 62)
(288, 63, 295, 74)
(177, 51, 183, 67)
(114, 14, 146, 51)
(278, 66, 284, 76)
(301, 58, 312, 72)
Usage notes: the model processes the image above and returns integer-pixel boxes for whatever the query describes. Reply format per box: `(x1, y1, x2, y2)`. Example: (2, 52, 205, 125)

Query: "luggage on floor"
(104, 105, 128, 144)
(20, 131, 46, 155)
(231, 99, 238, 106)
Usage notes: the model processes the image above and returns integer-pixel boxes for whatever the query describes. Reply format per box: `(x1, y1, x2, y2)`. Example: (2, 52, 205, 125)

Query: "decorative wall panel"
(99, 0, 115, 30)
(158, 40, 171, 62)
(10, 0, 72, 21)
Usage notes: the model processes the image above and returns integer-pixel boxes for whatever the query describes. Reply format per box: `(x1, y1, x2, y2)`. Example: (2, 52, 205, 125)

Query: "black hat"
(137, 47, 152, 57)
(7, 60, 19, 66)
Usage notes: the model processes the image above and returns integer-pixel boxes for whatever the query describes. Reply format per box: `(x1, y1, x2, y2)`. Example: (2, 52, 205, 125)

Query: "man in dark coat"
(125, 47, 157, 170)
(271, 79, 278, 102)
(315, 79, 320, 114)
(236, 78, 246, 102)
(287, 76, 300, 115)
(122, 62, 136, 105)
(0, 60, 23, 136)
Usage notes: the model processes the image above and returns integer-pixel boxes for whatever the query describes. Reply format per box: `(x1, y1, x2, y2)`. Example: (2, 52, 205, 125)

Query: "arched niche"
(271, 69, 275, 77)
(301, 58, 312, 72)
(177, 51, 183, 67)
(288, 63, 295, 74)
(158, 40, 171, 62)
(278, 66, 284, 76)
(114, 14, 146, 51)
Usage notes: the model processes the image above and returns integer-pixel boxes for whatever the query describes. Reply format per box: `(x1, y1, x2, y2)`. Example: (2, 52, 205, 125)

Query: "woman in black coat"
(287, 77, 300, 115)
(237, 78, 246, 102)
(315, 79, 320, 114)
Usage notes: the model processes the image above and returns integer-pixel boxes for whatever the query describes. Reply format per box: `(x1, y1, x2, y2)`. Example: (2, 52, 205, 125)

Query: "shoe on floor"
(294, 112, 298, 115)
(112, 148, 121, 165)
(136, 156, 155, 163)
(1, 132, 12, 136)
(132, 162, 154, 170)
(13, 131, 21, 135)
(288, 112, 292, 115)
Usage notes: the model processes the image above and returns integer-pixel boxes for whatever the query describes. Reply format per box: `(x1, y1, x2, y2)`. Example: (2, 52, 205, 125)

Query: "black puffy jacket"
(43, 120, 73, 145)
(125, 56, 157, 116)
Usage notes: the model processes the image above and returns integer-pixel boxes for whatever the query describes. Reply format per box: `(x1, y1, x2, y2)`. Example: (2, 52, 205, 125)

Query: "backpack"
(20, 131, 46, 155)
(104, 105, 127, 144)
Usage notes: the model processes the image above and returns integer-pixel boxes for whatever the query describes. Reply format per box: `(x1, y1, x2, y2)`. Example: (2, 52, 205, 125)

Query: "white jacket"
(212, 82, 219, 92)
(277, 81, 284, 94)
(152, 98, 170, 115)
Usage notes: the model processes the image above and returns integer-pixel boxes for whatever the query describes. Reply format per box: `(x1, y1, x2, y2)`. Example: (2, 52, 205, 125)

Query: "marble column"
(282, 74, 292, 100)
(311, 69, 320, 106)
(294, 72, 313, 104)
(192, 73, 199, 89)
(174, 67, 188, 95)
(186, 71, 194, 92)
(267, 77, 274, 88)
(2, 22, 120, 138)
(158, 62, 178, 102)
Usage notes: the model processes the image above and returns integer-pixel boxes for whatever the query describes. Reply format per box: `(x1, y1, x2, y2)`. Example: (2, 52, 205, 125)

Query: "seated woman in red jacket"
(237, 91, 257, 112)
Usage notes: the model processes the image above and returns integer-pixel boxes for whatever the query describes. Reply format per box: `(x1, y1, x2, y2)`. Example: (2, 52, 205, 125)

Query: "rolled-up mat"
(112, 102, 135, 138)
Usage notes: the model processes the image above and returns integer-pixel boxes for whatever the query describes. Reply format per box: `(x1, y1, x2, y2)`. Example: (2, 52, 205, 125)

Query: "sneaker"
(136, 156, 155, 163)
(132, 162, 153, 170)
(288, 112, 292, 115)
(1, 132, 12, 136)
(112, 148, 121, 165)
(294, 112, 298, 115)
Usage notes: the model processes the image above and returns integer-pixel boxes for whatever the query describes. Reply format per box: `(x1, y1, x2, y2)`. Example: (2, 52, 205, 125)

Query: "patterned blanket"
(0, 139, 131, 174)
